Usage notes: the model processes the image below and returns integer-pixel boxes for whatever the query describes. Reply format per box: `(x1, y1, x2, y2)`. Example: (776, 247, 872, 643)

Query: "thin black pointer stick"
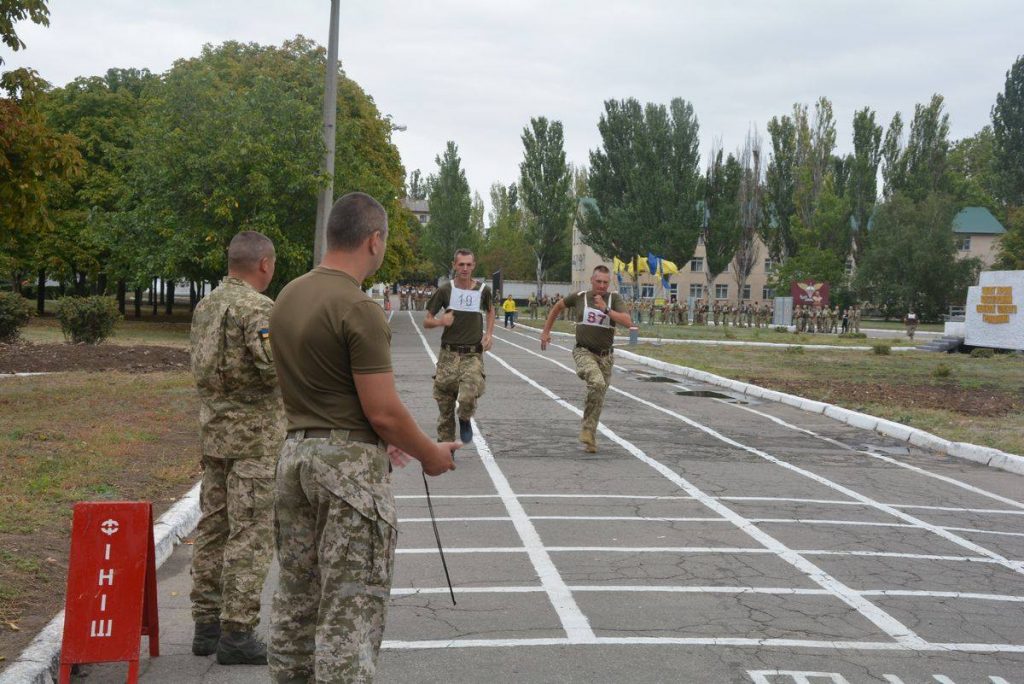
(421, 469, 456, 605)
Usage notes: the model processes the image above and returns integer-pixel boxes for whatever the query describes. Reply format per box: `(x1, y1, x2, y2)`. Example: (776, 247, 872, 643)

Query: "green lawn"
(19, 314, 191, 348)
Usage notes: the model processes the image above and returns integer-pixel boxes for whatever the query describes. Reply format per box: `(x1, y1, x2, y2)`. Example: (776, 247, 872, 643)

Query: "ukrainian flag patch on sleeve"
(258, 327, 270, 341)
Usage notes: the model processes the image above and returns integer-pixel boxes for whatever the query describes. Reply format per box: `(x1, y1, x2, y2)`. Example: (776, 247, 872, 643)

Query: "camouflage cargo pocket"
(320, 471, 397, 590)
(227, 456, 276, 521)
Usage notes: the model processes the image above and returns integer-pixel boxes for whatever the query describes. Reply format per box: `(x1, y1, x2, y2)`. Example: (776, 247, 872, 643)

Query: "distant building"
(402, 198, 430, 225)
(953, 207, 1005, 269)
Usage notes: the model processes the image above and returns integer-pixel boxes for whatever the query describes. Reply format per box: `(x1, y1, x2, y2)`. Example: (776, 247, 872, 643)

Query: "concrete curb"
(528, 325, 1024, 476)
(0, 482, 202, 684)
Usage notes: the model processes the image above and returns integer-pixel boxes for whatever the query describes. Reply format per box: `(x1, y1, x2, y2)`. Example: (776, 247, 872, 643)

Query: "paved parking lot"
(78, 310, 1024, 683)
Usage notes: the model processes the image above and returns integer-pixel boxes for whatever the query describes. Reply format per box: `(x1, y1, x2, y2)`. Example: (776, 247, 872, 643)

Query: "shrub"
(774, 326, 788, 333)
(839, 332, 867, 339)
(55, 296, 121, 344)
(0, 292, 33, 343)
(785, 345, 805, 354)
(872, 343, 891, 356)
(933, 362, 953, 378)
(970, 347, 994, 358)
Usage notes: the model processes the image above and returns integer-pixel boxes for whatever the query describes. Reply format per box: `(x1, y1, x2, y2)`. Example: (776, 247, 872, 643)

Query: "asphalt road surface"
(76, 310, 1023, 683)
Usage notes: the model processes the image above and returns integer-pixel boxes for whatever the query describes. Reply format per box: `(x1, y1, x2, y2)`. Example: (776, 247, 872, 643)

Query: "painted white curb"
(524, 324, 1023, 476)
(516, 322, 915, 352)
(0, 482, 202, 684)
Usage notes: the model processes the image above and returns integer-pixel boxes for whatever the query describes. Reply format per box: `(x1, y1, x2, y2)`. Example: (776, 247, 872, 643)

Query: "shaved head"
(228, 231, 275, 272)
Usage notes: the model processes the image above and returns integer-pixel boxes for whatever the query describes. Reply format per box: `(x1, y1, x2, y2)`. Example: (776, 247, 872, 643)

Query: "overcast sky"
(6, 1, 1022, 214)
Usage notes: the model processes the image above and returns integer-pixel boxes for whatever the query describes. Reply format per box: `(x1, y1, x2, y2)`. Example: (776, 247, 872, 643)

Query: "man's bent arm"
(540, 300, 566, 336)
(355, 371, 456, 475)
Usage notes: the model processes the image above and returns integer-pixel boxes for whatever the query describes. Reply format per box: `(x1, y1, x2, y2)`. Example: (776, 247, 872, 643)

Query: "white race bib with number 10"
(450, 285, 483, 313)
(580, 295, 613, 328)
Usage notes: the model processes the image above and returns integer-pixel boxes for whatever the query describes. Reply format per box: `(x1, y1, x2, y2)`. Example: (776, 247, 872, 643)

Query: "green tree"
(992, 55, 1024, 207)
(40, 68, 155, 308)
(995, 206, 1024, 269)
(423, 140, 475, 277)
(849, 107, 883, 256)
(732, 129, 765, 302)
(479, 182, 532, 280)
(949, 126, 1000, 214)
(702, 147, 742, 294)
(0, 69, 82, 290)
(1, 0, 49, 65)
(130, 37, 410, 290)
(406, 168, 429, 200)
(854, 193, 979, 320)
(883, 95, 952, 201)
(764, 112, 798, 262)
(519, 116, 573, 294)
(583, 97, 703, 295)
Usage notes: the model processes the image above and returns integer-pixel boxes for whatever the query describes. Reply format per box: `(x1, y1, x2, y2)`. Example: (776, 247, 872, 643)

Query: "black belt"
(575, 344, 613, 357)
(286, 428, 381, 445)
(441, 343, 483, 354)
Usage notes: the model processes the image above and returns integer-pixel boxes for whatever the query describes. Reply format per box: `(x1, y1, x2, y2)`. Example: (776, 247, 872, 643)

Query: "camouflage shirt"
(190, 276, 285, 459)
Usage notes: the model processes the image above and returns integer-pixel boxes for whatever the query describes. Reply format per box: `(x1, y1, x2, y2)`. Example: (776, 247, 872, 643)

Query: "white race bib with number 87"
(450, 285, 482, 313)
(581, 302, 611, 328)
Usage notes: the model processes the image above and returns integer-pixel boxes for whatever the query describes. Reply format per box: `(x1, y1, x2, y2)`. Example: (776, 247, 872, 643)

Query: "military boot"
(191, 621, 220, 656)
(579, 428, 597, 453)
(216, 629, 267, 666)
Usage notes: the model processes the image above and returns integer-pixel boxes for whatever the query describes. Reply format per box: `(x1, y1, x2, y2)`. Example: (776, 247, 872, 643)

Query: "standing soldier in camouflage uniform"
(268, 193, 457, 683)
(189, 231, 285, 665)
(539, 265, 631, 453)
(425, 249, 496, 444)
(529, 292, 539, 320)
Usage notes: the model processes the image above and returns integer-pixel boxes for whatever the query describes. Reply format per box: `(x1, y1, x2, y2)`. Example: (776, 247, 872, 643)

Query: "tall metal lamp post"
(313, 0, 341, 266)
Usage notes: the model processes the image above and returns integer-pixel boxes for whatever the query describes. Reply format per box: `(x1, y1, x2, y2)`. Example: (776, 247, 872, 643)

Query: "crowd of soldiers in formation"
(792, 304, 862, 334)
(397, 285, 439, 310)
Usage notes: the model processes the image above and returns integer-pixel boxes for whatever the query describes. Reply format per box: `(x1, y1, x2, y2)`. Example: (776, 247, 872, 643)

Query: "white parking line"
(482, 341, 929, 649)
(493, 332, 1024, 577)
(409, 312, 596, 643)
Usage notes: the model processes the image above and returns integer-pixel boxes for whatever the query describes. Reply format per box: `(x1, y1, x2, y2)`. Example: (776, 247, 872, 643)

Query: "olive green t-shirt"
(563, 290, 627, 352)
(426, 280, 493, 346)
(270, 267, 392, 434)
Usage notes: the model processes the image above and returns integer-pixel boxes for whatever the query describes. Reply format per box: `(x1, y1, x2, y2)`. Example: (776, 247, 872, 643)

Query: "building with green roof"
(953, 207, 1005, 269)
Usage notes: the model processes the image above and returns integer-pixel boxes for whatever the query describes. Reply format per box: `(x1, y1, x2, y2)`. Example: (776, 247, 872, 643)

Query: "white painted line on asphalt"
(724, 401, 1024, 512)
(382, 636, 1024, 653)
(485, 339, 929, 649)
(493, 331, 1024, 578)
(860, 590, 1024, 603)
(398, 514, 1024, 541)
(408, 311, 596, 644)
(393, 585, 1024, 605)
(398, 491, 1024, 517)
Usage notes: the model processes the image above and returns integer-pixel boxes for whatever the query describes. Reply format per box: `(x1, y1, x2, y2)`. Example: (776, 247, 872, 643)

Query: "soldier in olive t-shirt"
(539, 265, 631, 453)
(271, 267, 393, 437)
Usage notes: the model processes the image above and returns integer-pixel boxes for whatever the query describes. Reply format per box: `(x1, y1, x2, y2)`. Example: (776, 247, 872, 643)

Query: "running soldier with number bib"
(539, 265, 631, 453)
(425, 249, 496, 445)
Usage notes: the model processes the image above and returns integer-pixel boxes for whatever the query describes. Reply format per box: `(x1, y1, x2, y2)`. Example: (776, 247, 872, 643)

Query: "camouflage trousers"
(572, 347, 614, 433)
(268, 433, 397, 684)
(190, 453, 276, 629)
(433, 349, 486, 441)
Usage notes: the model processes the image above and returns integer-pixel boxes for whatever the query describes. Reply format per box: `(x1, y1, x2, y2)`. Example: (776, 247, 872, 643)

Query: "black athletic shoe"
(459, 418, 473, 444)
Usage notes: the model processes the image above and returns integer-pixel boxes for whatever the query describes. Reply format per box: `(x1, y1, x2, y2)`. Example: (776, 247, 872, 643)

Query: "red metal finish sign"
(59, 502, 159, 683)
(790, 280, 830, 308)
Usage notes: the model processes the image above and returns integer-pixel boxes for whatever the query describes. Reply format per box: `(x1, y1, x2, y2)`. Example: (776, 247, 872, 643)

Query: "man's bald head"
(228, 231, 275, 272)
